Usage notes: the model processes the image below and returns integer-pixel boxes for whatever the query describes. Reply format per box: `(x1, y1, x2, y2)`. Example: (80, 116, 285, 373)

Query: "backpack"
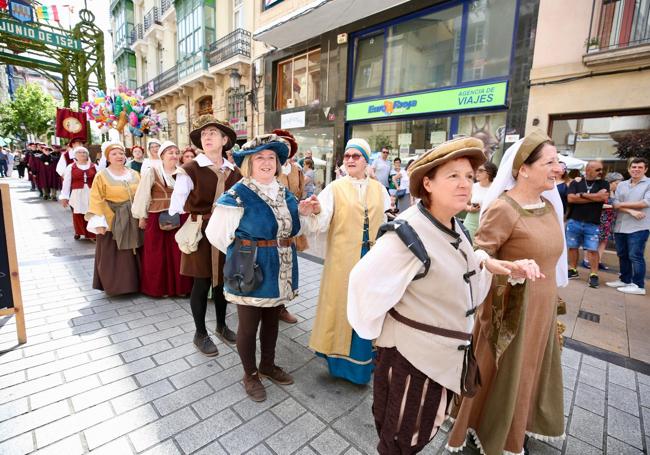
(376, 217, 471, 280)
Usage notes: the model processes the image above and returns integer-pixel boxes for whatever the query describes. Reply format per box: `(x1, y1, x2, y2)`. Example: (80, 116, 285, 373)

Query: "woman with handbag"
(169, 115, 241, 357)
(446, 131, 567, 455)
(205, 134, 320, 402)
(86, 142, 143, 296)
(132, 140, 192, 298)
(347, 138, 539, 454)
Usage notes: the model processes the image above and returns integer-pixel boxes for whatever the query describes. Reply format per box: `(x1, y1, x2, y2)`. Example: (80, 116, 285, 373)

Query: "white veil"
(480, 139, 568, 288)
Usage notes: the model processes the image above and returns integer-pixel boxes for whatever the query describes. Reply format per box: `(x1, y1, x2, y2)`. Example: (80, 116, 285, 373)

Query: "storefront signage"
(281, 111, 305, 129)
(0, 17, 82, 51)
(346, 82, 508, 122)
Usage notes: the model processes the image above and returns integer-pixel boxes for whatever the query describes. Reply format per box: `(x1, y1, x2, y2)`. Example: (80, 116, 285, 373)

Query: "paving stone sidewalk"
(0, 177, 648, 454)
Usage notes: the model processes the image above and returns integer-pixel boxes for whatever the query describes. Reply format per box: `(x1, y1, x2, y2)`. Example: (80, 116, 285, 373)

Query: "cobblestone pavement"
(0, 177, 649, 454)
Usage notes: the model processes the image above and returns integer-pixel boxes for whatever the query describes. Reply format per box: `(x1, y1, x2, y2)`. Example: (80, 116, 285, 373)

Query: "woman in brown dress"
(447, 131, 567, 455)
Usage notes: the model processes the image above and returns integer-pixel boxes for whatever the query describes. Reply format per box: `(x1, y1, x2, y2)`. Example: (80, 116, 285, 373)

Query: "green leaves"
(0, 83, 57, 141)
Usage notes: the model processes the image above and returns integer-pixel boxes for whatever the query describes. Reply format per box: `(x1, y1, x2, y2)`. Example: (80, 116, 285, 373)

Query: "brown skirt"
(373, 347, 448, 455)
(93, 231, 141, 296)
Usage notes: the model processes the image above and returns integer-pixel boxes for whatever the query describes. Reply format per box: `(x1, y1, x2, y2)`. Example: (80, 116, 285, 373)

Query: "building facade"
(110, 0, 256, 148)
(527, 0, 650, 175)
(253, 0, 541, 191)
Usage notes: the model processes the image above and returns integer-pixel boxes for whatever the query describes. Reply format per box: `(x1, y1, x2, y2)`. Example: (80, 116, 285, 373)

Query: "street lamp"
(229, 68, 260, 112)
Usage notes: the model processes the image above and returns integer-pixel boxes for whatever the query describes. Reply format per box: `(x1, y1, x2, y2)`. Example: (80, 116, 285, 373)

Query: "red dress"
(139, 171, 193, 297)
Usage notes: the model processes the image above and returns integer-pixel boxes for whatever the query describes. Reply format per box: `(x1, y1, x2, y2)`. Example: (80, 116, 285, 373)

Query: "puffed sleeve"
(474, 198, 518, 258)
(169, 169, 193, 215)
(85, 172, 109, 232)
(59, 164, 73, 200)
(205, 191, 244, 254)
(131, 167, 156, 219)
(347, 231, 424, 340)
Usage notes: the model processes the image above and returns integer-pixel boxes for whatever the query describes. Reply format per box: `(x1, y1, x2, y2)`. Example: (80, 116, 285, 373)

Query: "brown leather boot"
(193, 332, 219, 357)
(243, 372, 266, 402)
(278, 306, 298, 324)
(259, 365, 294, 385)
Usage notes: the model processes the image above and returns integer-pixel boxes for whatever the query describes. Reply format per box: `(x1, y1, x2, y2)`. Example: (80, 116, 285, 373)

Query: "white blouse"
(131, 164, 178, 220)
(60, 162, 93, 200)
(470, 182, 491, 205)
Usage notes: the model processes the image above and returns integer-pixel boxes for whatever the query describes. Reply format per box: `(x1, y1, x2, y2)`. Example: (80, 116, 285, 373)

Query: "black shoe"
(568, 269, 579, 279)
(588, 274, 599, 288)
(74, 234, 81, 240)
(598, 262, 609, 271)
(215, 324, 237, 344)
(193, 332, 219, 357)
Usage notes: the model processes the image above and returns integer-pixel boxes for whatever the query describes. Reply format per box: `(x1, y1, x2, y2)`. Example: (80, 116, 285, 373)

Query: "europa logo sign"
(367, 99, 417, 116)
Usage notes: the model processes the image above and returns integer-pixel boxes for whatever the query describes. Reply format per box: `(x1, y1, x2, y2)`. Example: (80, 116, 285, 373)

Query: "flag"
(35, 6, 60, 22)
(0, 1, 8, 10)
(56, 108, 88, 140)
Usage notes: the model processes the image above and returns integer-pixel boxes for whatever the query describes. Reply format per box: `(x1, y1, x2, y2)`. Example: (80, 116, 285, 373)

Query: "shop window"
(462, 0, 517, 83)
(276, 49, 321, 110)
(550, 113, 650, 166)
(385, 6, 462, 94)
(352, 33, 385, 98)
(457, 112, 507, 162)
(350, 117, 452, 160)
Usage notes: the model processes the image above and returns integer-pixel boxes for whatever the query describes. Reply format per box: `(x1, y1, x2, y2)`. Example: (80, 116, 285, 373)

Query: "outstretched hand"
(298, 195, 321, 216)
(485, 258, 545, 281)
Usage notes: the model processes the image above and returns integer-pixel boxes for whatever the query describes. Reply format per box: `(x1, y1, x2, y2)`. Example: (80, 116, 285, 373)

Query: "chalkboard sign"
(0, 184, 14, 309)
(0, 183, 26, 344)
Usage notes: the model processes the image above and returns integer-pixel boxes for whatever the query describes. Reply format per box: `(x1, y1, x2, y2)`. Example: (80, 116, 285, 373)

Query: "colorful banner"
(8, 0, 32, 22)
(345, 82, 508, 122)
(35, 5, 60, 22)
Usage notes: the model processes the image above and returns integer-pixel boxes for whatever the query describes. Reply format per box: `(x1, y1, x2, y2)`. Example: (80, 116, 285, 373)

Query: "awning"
(254, 0, 411, 49)
(558, 154, 587, 170)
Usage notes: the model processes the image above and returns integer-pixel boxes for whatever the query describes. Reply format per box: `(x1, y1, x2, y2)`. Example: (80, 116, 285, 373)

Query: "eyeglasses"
(381, 151, 389, 154)
(343, 153, 363, 161)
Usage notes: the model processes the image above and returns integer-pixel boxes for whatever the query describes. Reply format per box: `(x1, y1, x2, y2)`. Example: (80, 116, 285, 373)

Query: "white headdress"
(480, 138, 568, 288)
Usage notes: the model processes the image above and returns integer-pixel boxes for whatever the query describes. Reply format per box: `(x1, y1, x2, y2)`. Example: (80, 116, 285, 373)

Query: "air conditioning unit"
(286, 98, 295, 109)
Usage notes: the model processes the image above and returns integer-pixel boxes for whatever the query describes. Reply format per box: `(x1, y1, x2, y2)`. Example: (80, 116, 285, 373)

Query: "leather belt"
(240, 237, 295, 248)
(388, 308, 472, 341)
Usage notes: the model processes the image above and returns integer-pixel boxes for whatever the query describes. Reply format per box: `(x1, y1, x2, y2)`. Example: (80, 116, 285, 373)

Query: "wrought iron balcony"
(587, 0, 650, 52)
(130, 23, 144, 45)
(144, 6, 161, 32)
(208, 29, 252, 67)
(138, 64, 179, 99)
(161, 0, 173, 15)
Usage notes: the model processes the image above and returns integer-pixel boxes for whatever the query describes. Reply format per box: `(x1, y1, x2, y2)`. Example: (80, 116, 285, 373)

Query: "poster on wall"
(457, 113, 508, 162)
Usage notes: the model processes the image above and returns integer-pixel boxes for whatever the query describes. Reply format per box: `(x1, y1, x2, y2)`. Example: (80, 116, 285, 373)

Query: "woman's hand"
(138, 218, 147, 230)
(485, 258, 545, 281)
(298, 195, 321, 216)
(629, 209, 646, 220)
(96, 227, 107, 236)
(60, 199, 69, 209)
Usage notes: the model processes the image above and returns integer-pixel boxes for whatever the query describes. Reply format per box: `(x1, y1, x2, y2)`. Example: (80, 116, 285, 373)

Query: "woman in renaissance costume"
(132, 140, 192, 298)
(306, 138, 390, 385)
(446, 130, 568, 455)
(347, 138, 537, 454)
(60, 146, 97, 240)
(86, 142, 142, 296)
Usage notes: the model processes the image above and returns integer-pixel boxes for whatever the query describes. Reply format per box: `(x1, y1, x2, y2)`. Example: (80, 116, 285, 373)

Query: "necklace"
(585, 180, 595, 193)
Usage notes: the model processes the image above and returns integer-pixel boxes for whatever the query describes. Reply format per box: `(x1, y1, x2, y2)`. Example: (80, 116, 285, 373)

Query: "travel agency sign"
(345, 81, 508, 121)
(0, 17, 82, 51)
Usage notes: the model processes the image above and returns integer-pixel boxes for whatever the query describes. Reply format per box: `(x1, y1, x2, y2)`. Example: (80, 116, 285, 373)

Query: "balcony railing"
(129, 23, 144, 45)
(161, 0, 173, 15)
(144, 6, 161, 32)
(138, 64, 179, 99)
(208, 29, 251, 67)
(587, 0, 650, 52)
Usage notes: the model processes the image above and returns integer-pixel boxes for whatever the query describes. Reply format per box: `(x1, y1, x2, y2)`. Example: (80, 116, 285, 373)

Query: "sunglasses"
(343, 153, 364, 161)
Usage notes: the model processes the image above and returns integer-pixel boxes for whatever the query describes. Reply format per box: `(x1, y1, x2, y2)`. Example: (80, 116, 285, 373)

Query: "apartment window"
(112, 0, 134, 50)
(234, 0, 244, 29)
(276, 49, 321, 110)
(462, 0, 517, 82)
(596, 0, 650, 49)
(116, 52, 137, 89)
(264, 0, 283, 10)
(176, 0, 215, 78)
(352, 33, 384, 98)
(198, 96, 213, 115)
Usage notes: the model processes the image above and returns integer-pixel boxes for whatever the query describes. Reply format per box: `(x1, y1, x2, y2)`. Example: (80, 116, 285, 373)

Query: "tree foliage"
(0, 83, 57, 141)
(612, 130, 650, 161)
